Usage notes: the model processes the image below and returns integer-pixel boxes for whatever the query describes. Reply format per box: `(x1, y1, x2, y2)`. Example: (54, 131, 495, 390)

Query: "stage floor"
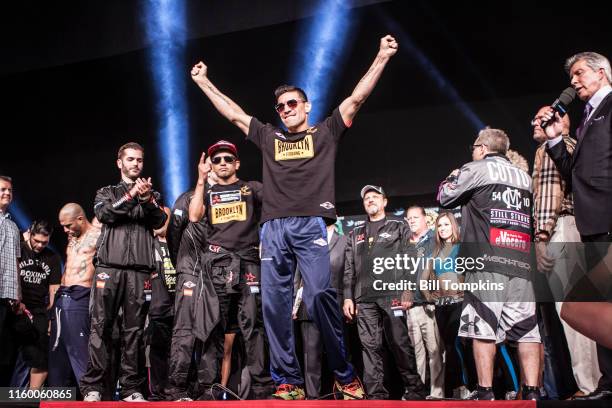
(0, 399, 603, 408)
(35, 399, 609, 407)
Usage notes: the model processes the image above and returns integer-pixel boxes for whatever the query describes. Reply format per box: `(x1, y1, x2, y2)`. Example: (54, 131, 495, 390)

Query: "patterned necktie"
(576, 103, 593, 140)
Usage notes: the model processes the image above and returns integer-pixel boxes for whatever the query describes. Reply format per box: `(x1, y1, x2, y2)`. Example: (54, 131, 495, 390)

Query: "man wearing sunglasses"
(190, 34, 398, 400)
(187, 140, 272, 400)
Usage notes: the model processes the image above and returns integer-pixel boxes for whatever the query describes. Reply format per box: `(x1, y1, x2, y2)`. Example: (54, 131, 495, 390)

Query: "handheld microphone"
(540, 87, 576, 128)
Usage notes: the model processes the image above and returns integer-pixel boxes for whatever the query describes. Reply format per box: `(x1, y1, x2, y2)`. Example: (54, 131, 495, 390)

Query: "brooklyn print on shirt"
(205, 180, 262, 251)
(210, 189, 247, 224)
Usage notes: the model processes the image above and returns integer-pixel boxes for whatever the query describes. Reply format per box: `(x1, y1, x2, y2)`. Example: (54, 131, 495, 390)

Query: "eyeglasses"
(469, 144, 484, 152)
(211, 155, 236, 165)
(274, 99, 304, 113)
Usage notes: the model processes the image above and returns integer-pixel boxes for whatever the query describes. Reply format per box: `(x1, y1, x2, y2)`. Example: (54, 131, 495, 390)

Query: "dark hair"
(405, 205, 426, 217)
(29, 220, 53, 237)
(273, 84, 308, 102)
(117, 142, 145, 159)
(433, 211, 460, 257)
(0, 175, 12, 183)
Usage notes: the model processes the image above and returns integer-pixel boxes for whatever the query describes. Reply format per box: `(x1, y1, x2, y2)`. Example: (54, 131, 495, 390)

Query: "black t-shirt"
(205, 180, 262, 251)
(19, 242, 62, 309)
(247, 108, 348, 223)
(158, 241, 176, 292)
(366, 218, 386, 249)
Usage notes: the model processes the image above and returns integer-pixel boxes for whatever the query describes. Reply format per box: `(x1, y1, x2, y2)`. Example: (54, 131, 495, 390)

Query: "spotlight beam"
(376, 10, 485, 131)
(144, 0, 189, 205)
(289, 0, 357, 124)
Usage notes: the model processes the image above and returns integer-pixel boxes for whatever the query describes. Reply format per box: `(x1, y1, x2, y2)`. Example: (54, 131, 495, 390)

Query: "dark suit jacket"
(547, 91, 612, 236)
(294, 231, 347, 321)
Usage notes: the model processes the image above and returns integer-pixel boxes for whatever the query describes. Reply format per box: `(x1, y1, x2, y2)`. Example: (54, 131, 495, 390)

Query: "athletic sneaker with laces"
(334, 377, 366, 400)
(122, 392, 147, 402)
(272, 384, 306, 400)
(83, 391, 102, 402)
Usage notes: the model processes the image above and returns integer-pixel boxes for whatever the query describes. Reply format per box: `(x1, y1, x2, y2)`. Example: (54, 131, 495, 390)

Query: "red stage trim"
(42, 400, 536, 407)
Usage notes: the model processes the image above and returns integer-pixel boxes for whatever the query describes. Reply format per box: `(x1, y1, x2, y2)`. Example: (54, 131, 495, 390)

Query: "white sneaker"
(122, 392, 147, 402)
(176, 397, 193, 401)
(453, 385, 472, 399)
(505, 390, 518, 400)
(83, 391, 102, 402)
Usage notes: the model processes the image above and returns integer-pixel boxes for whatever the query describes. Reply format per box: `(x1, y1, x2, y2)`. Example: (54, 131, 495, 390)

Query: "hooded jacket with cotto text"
(438, 153, 533, 279)
(94, 181, 167, 271)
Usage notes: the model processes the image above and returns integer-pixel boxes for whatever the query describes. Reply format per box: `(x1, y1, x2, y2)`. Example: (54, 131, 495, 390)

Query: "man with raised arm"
(190, 35, 398, 400)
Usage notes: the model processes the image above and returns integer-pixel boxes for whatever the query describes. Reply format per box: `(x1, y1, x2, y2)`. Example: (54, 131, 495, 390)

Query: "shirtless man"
(47, 203, 101, 387)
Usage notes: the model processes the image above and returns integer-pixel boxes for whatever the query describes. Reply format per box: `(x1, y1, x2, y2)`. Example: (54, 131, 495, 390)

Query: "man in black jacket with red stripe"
(80, 142, 167, 402)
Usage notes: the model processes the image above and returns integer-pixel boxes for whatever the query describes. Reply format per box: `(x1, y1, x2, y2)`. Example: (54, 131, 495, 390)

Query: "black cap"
(360, 185, 385, 199)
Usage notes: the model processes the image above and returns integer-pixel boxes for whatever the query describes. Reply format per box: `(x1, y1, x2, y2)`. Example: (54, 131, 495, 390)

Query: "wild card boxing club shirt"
(247, 108, 348, 224)
(19, 242, 62, 309)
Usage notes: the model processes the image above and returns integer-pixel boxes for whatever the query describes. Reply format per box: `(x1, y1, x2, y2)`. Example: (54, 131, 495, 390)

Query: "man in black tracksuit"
(187, 140, 273, 400)
(343, 185, 426, 400)
(80, 142, 167, 402)
(146, 207, 176, 400)
(165, 189, 210, 401)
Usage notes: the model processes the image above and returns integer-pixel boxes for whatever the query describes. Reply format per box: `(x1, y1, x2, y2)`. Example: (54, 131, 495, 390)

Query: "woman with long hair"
(421, 211, 471, 398)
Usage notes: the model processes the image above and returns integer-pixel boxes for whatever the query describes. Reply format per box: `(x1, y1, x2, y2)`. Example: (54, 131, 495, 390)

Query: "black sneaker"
(401, 389, 426, 400)
(521, 385, 540, 401)
(468, 385, 494, 400)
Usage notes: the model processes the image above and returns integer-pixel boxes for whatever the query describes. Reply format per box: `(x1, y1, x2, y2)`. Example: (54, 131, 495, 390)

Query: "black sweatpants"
(435, 302, 468, 396)
(80, 266, 148, 399)
(167, 264, 272, 400)
(146, 270, 174, 399)
(357, 302, 425, 399)
(165, 273, 201, 400)
(195, 261, 272, 399)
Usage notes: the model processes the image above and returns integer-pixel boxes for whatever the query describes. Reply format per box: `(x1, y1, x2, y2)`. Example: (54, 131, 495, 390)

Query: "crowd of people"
(0, 35, 611, 402)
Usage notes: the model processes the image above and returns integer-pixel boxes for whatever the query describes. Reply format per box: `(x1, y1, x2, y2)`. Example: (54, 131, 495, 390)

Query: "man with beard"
(343, 185, 426, 400)
(80, 142, 167, 402)
(48, 203, 101, 388)
(187, 140, 272, 400)
(13, 220, 61, 389)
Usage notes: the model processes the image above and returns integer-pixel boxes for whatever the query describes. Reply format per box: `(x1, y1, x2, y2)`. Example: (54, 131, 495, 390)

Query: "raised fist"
(190, 61, 208, 83)
(379, 35, 398, 58)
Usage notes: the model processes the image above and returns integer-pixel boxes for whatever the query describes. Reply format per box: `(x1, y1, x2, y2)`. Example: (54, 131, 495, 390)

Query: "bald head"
(533, 106, 570, 143)
(59, 203, 85, 219)
(59, 203, 89, 239)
